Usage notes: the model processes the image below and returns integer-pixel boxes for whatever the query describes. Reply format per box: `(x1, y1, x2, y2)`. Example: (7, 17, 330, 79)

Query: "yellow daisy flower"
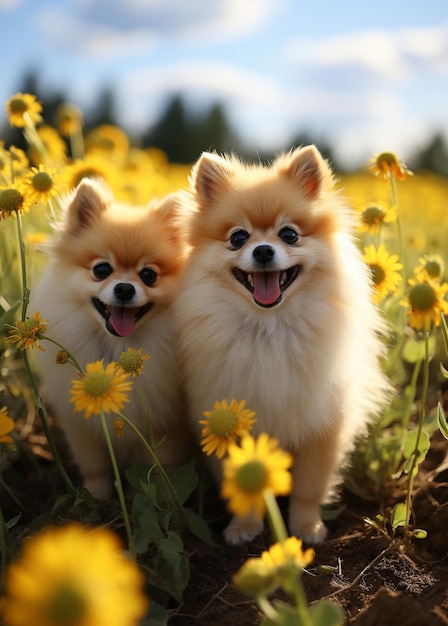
(63, 155, 116, 191)
(55, 103, 83, 137)
(0, 183, 33, 219)
(1, 524, 148, 626)
(401, 278, 448, 331)
(86, 124, 129, 159)
(117, 348, 150, 377)
(70, 360, 133, 418)
(357, 201, 397, 235)
(221, 433, 293, 519)
(413, 254, 445, 283)
(233, 557, 278, 597)
(5, 312, 48, 351)
(31, 125, 67, 166)
(199, 399, 256, 459)
(23, 164, 61, 204)
(0, 407, 15, 444)
(5, 93, 43, 128)
(363, 244, 403, 303)
(370, 151, 413, 181)
(261, 537, 314, 571)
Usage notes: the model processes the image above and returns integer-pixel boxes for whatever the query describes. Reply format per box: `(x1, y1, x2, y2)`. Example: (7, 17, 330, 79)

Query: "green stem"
(15, 212, 27, 322)
(135, 378, 155, 448)
(41, 336, 84, 373)
(263, 490, 313, 626)
(115, 412, 186, 522)
(401, 357, 422, 437)
(390, 174, 406, 285)
(99, 410, 135, 559)
(14, 202, 76, 493)
(404, 330, 430, 538)
(22, 349, 76, 494)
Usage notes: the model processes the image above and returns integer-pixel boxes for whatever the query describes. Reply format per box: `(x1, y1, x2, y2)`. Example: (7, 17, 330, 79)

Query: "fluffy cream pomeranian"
(174, 146, 390, 544)
(31, 178, 191, 497)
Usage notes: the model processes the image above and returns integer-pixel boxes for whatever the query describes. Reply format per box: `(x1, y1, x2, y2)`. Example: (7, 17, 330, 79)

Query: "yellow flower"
(199, 399, 256, 459)
(55, 103, 83, 136)
(1, 524, 148, 626)
(5, 93, 43, 128)
(55, 350, 70, 365)
(70, 360, 133, 418)
(363, 244, 403, 303)
(233, 557, 278, 597)
(5, 312, 48, 351)
(221, 434, 293, 519)
(31, 125, 67, 165)
(117, 348, 150, 377)
(86, 124, 129, 159)
(0, 407, 15, 444)
(64, 155, 116, 191)
(401, 278, 448, 331)
(113, 418, 126, 438)
(0, 183, 32, 219)
(261, 537, 314, 571)
(357, 201, 397, 235)
(23, 165, 61, 204)
(370, 151, 413, 181)
(414, 254, 445, 283)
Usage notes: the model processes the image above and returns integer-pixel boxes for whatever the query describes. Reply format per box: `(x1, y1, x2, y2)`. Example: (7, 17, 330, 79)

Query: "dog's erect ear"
(279, 146, 333, 199)
(65, 178, 111, 233)
(191, 152, 233, 204)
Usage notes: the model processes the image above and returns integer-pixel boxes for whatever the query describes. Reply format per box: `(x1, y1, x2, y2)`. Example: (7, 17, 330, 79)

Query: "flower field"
(1, 94, 448, 625)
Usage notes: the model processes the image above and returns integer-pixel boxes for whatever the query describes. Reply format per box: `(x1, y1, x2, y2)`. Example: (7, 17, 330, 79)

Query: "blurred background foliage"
(2, 71, 447, 175)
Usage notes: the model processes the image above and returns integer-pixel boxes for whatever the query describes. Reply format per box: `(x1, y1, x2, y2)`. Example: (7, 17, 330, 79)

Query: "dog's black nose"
(253, 244, 275, 265)
(114, 283, 136, 302)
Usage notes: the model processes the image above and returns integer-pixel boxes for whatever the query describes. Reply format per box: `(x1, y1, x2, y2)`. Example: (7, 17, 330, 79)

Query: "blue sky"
(1, 0, 447, 167)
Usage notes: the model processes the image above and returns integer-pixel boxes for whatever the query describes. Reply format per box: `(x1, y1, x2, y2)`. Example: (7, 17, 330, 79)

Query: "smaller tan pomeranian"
(31, 178, 191, 497)
(174, 146, 391, 545)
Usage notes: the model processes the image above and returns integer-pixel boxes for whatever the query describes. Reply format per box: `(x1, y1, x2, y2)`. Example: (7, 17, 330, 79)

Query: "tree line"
(2, 72, 447, 175)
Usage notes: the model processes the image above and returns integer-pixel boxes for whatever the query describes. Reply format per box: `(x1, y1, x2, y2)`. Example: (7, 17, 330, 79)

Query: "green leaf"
(157, 532, 189, 603)
(440, 362, 448, 379)
(413, 528, 428, 539)
(184, 508, 215, 546)
(5, 513, 21, 530)
(403, 428, 430, 463)
(402, 335, 435, 363)
(163, 459, 198, 505)
(437, 402, 448, 440)
(391, 502, 409, 529)
(310, 599, 345, 626)
(440, 314, 448, 355)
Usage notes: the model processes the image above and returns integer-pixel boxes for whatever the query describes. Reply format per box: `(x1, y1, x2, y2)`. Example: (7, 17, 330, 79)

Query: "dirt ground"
(3, 417, 448, 625)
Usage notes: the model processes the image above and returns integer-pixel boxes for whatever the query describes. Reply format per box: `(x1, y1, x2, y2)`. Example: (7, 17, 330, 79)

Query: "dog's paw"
(223, 515, 264, 545)
(289, 520, 328, 545)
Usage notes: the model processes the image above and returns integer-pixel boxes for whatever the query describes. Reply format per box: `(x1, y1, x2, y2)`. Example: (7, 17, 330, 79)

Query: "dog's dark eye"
(229, 229, 250, 250)
(279, 227, 299, 245)
(93, 262, 113, 280)
(140, 267, 158, 286)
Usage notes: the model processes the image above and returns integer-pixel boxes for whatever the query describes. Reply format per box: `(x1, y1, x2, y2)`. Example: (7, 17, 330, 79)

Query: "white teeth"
(280, 271, 287, 286)
(247, 273, 254, 286)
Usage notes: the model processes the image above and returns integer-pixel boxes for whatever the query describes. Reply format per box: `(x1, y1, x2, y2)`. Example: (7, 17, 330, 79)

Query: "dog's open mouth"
(92, 298, 153, 337)
(232, 266, 302, 308)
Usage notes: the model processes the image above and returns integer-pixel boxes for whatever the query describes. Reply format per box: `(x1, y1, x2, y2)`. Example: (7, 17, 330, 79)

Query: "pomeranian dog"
(31, 178, 191, 497)
(174, 146, 390, 544)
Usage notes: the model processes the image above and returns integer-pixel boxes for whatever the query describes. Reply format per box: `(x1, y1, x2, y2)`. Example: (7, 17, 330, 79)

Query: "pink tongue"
(109, 307, 136, 337)
(253, 272, 281, 306)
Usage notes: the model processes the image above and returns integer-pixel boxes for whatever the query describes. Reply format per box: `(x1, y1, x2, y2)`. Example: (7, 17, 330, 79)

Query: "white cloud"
(285, 22, 448, 85)
(0, 0, 21, 9)
(34, 0, 280, 58)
